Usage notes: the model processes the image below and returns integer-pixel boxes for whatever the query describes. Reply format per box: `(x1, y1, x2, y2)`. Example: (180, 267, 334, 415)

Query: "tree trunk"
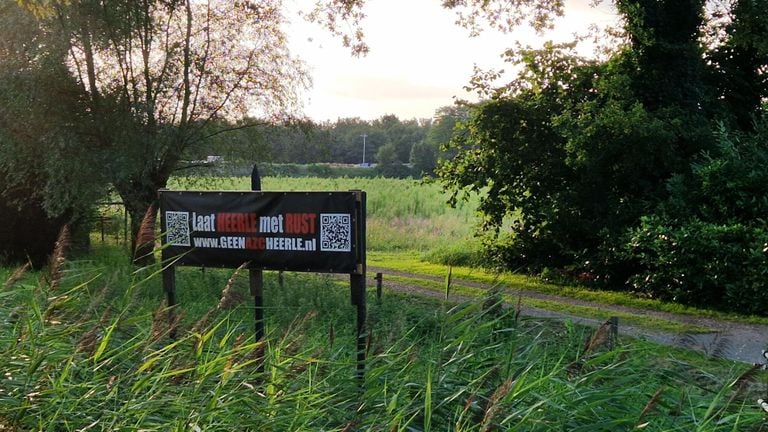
(69, 213, 92, 257)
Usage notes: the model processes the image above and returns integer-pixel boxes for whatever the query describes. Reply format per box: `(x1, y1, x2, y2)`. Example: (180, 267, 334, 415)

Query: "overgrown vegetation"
(1, 244, 767, 430)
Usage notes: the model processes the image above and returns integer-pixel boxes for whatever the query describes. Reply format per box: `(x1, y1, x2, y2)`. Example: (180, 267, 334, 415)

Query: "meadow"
(169, 176, 483, 257)
(0, 176, 766, 430)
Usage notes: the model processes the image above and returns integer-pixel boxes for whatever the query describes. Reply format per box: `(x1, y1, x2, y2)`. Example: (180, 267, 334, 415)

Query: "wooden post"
(162, 264, 177, 338)
(251, 165, 265, 342)
(158, 190, 178, 340)
(375, 272, 383, 303)
(351, 273, 366, 382)
(609, 316, 619, 349)
(351, 190, 367, 383)
(251, 269, 265, 341)
(99, 215, 106, 243)
(278, 271, 284, 289)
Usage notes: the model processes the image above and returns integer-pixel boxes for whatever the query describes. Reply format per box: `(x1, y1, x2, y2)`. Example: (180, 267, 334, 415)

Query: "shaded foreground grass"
(1, 248, 767, 431)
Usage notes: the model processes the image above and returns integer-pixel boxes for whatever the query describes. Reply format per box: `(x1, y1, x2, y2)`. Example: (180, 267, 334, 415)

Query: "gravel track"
(366, 266, 768, 364)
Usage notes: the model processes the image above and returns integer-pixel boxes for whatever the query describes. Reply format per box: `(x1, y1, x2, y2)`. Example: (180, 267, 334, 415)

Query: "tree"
(624, 120, 768, 314)
(372, 115, 427, 163)
(438, 42, 596, 268)
(427, 106, 467, 149)
(615, 0, 708, 112)
(22, 0, 308, 261)
(374, 141, 413, 178)
(375, 142, 399, 166)
(410, 140, 437, 176)
(0, 1, 105, 264)
(707, 0, 768, 131)
(306, 0, 567, 53)
(438, 0, 765, 276)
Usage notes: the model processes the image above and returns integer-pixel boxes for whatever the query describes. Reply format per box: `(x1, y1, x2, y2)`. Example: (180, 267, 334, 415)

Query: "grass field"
(1, 176, 767, 430)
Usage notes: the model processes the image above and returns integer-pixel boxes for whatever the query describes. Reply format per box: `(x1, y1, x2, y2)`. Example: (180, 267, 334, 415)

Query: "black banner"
(159, 190, 365, 273)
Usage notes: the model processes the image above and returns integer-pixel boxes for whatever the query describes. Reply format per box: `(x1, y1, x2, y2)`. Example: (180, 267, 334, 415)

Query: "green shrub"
(626, 215, 768, 314)
(423, 240, 483, 267)
(374, 162, 414, 178)
(621, 123, 768, 314)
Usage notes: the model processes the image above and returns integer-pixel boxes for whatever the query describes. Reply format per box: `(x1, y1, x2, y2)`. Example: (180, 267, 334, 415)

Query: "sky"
(284, 0, 619, 122)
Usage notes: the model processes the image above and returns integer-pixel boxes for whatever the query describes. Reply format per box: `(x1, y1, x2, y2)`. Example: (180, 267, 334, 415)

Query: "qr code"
(320, 213, 351, 252)
(165, 211, 190, 246)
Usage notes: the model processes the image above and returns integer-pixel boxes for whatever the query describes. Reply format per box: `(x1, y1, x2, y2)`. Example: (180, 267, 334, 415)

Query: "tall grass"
(1, 246, 766, 430)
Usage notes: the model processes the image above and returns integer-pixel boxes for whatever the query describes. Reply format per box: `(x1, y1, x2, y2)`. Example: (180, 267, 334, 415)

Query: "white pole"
(360, 134, 367, 165)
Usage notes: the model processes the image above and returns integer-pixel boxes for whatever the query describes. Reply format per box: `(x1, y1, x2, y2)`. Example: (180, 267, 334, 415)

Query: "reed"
(47, 225, 70, 292)
(3, 262, 30, 291)
(0, 246, 765, 430)
(133, 206, 157, 262)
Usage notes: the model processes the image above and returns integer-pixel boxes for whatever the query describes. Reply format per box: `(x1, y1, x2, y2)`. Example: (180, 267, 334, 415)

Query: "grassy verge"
(1, 246, 766, 430)
(381, 274, 710, 334)
(369, 251, 768, 327)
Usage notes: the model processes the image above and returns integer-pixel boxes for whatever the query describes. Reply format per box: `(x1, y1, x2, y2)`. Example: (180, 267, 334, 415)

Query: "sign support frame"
(350, 189, 367, 381)
(158, 165, 367, 382)
(162, 258, 178, 338)
(250, 166, 265, 343)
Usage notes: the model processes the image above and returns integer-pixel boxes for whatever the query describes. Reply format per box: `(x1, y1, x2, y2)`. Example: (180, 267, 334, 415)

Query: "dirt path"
(366, 266, 768, 364)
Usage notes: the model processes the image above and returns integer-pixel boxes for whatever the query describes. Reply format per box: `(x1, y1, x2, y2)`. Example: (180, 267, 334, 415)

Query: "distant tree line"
(192, 108, 467, 178)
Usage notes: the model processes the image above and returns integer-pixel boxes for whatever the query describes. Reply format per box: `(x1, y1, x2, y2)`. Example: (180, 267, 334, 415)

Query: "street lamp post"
(360, 134, 367, 166)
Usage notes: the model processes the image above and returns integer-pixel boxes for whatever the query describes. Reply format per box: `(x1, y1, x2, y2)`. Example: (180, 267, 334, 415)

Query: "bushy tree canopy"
(438, 0, 768, 312)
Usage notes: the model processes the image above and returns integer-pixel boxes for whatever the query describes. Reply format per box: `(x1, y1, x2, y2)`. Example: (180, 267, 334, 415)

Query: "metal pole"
(351, 273, 366, 382)
(360, 134, 367, 165)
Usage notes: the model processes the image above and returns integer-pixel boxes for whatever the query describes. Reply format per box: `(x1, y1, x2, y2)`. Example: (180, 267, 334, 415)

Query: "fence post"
(609, 316, 619, 349)
(375, 272, 383, 303)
